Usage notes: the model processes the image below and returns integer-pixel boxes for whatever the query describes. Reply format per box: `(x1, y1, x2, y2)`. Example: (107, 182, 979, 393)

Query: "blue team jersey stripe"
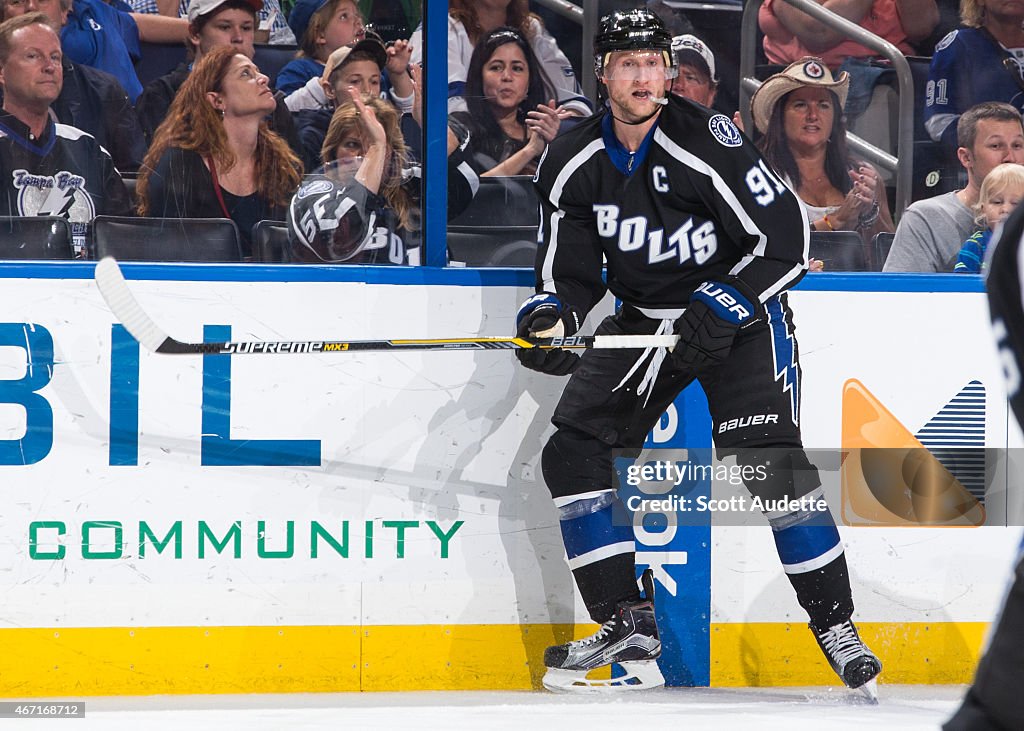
(773, 521, 841, 567)
(560, 503, 634, 560)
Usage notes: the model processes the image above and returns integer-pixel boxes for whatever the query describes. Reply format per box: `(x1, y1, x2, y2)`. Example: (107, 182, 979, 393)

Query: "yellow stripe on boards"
(0, 621, 986, 696)
(710, 622, 990, 686)
(0, 624, 597, 696)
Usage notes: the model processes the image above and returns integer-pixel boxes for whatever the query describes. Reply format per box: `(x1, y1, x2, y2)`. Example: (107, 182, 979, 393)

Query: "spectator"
(1, 0, 146, 171)
(448, 26, 561, 178)
(885, 101, 1024, 272)
(134, 0, 299, 153)
(291, 37, 385, 172)
(924, 0, 1024, 154)
(669, 33, 717, 108)
(751, 57, 894, 262)
(759, 0, 938, 127)
(137, 46, 301, 259)
(953, 162, 1024, 272)
(125, 0, 294, 45)
(0, 13, 131, 255)
(409, 0, 591, 118)
(276, 0, 363, 95)
(60, 0, 189, 103)
(287, 95, 419, 265)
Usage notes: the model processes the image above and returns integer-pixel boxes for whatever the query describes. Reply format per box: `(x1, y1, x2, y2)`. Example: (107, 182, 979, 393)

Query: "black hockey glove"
(673, 278, 764, 370)
(515, 293, 582, 376)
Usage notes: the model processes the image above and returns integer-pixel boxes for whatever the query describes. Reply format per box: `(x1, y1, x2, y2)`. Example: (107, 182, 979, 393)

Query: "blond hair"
(960, 0, 984, 28)
(321, 96, 414, 231)
(974, 163, 1024, 227)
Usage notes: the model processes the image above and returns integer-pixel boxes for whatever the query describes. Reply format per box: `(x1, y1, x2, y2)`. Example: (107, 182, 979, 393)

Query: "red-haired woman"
(137, 46, 303, 259)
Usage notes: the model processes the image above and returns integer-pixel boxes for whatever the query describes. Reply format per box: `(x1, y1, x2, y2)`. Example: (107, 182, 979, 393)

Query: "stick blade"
(95, 257, 170, 353)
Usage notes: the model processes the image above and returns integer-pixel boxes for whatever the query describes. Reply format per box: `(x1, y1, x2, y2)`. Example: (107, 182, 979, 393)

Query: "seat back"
(253, 44, 298, 89)
(135, 42, 187, 88)
(873, 231, 895, 270)
(92, 216, 243, 262)
(252, 220, 290, 263)
(448, 176, 539, 228)
(907, 55, 960, 200)
(809, 230, 870, 271)
(447, 176, 539, 266)
(0, 216, 73, 259)
(446, 228, 538, 267)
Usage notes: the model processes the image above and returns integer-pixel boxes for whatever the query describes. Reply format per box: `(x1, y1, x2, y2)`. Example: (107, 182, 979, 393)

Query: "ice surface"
(12, 686, 963, 730)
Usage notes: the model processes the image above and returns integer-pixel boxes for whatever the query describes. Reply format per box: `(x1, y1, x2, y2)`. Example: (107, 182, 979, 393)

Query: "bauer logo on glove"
(693, 280, 756, 324)
(673, 277, 765, 370)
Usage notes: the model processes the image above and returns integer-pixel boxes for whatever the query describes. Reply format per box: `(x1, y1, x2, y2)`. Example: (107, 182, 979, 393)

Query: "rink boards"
(0, 264, 1018, 695)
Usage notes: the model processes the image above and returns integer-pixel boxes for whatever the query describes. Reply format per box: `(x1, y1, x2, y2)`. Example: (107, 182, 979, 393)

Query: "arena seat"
(92, 216, 243, 262)
(253, 44, 298, 89)
(907, 55, 961, 201)
(809, 230, 871, 271)
(447, 175, 538, 228)
(0, 216, 73, 259)
(447, 176, 538, 266)
(135, 42, 187, 89)
(447, 228, 538, 267)
(873, 231, 895, 269)
(136, 43, 298, 91)
(251, 219, 290, 263)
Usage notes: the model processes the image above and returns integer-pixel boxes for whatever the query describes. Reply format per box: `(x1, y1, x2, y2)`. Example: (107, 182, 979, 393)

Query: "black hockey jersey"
(0, 111, 130, 256)
(532, 96, 810, 317)
(987, 203, 1024, 424)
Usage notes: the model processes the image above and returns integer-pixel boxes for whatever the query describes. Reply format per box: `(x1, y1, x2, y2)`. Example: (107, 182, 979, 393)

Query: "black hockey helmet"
(593, 8, 674, 80)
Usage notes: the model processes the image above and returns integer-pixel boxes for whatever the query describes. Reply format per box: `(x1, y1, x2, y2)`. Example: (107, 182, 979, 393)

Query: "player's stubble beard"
(607, 80, 668, 128)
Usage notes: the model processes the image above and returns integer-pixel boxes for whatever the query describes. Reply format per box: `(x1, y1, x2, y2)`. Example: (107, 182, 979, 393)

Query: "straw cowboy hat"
(749, 57, 850, 134)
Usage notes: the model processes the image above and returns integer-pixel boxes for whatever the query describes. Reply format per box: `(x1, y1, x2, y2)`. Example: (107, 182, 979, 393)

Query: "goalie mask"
(593, 8, 676, 83)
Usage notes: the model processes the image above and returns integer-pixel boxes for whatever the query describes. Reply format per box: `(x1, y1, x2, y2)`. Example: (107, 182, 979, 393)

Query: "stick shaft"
(94, 258, 679, 355)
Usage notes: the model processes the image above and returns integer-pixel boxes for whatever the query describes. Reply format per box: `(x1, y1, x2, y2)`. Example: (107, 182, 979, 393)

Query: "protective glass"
(601, 51, 678, 81)
(321, 156, 363, 184)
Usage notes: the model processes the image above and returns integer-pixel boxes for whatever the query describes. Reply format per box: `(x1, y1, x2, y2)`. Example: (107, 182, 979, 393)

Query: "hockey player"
(515, 7, 881, 695)
(943, 202, 1024, 729)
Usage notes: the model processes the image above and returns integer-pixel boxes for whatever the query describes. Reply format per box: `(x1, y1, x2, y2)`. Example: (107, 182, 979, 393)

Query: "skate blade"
(542, 661, 665, 693)
(855, 678, 879, 705)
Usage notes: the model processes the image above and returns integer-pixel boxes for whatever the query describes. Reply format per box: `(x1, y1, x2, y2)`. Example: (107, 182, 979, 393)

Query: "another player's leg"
(944, 538, 1024, 729)
(707, 296, 881, 699)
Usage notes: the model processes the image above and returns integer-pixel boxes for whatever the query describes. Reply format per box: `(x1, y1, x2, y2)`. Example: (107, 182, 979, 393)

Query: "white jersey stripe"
(542, 209, 564, 292)
(537, 139, 603, 291)
(566, 540, 635, 570)
(654, 128, 807, 300)
(549, 138, 605, 209)
(781, 541, 845, 575)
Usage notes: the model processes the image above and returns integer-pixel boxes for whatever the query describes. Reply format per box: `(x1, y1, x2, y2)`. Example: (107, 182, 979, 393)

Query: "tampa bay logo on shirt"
(13, 169, 95, 223)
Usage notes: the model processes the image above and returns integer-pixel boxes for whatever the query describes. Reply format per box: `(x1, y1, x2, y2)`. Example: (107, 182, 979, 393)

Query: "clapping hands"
(525, 98, 561, 156)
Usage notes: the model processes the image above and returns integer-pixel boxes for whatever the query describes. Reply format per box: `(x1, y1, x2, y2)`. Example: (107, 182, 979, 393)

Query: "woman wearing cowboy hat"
(751, 57, 895, 267)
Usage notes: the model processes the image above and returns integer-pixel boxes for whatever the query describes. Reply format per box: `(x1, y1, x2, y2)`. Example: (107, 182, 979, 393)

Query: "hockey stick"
(94, 257, 680, 355)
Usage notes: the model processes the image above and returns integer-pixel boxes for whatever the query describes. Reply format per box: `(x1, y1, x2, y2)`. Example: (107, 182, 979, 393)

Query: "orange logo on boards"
(840, 379, 985, 527)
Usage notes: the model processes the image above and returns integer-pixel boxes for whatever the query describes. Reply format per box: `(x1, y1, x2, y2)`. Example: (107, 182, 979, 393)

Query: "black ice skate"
(810, 619, 882, 703)
(542, 569, 664, 692)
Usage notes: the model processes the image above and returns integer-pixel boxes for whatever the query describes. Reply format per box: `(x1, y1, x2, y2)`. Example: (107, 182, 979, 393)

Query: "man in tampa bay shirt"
(0, 13, 130, 256)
